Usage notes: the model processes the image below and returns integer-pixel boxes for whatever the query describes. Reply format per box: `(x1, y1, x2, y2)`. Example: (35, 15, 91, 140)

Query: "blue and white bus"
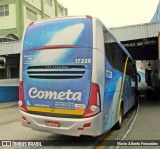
(19, 16, 138, 137)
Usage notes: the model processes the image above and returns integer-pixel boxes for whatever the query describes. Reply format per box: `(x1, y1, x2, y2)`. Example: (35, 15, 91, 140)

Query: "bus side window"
(104, 28, 117, 68)
(112, 43, 126, 73)
(103, 27, 127, 73)
(126, 58, 136, 78)
(105, 43, 114, 65)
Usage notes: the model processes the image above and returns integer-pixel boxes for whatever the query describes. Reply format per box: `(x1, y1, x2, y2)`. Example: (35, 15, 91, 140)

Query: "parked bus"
(19, 16, 138, 137)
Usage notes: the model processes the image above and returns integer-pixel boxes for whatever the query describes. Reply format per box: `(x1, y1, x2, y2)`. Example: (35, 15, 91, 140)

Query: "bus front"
(19, 16, 102, 136)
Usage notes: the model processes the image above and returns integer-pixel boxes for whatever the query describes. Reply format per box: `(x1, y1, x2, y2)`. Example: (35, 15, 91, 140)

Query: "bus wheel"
(115, 105, 123, 129)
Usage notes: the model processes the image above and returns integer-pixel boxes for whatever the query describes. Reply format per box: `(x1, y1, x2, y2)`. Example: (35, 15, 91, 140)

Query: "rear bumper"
(20, 110, 102, 137)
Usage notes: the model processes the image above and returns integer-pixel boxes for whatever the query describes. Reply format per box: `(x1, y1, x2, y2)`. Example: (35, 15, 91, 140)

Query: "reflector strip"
(27, 106, 85, 115)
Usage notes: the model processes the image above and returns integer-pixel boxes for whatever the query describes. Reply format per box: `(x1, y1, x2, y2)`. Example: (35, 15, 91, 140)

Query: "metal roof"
(0, 41, 21, 55)
(110, 21, 160, 42)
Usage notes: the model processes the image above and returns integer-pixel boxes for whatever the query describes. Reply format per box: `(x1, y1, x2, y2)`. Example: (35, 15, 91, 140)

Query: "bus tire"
(115, 105, 123, 129)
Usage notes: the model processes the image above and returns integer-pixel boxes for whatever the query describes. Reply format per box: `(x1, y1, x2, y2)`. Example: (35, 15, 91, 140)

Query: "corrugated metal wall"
(0, 41, 21, 55)
(110, 22, 160, 41)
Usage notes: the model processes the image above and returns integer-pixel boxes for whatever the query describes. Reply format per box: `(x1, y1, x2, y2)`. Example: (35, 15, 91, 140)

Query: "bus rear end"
(19, 16, 102, 136)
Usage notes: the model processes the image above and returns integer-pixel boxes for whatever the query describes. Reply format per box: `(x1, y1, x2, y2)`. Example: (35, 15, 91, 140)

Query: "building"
(0, 0, 67, 103)
(151, 0, 160, 23)
(0, 0, 67, 40)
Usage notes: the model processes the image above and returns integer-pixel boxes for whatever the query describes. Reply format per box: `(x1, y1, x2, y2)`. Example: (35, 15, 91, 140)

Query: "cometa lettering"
(28, 87, 82, 101)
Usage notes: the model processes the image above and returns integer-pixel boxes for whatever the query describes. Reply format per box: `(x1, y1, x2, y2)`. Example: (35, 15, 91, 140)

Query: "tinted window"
(126, 58, 136, 77)
(104, 28, 127, 73)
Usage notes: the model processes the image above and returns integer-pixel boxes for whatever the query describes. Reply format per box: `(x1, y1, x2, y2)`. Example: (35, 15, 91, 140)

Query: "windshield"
(23, 18, 92, 51)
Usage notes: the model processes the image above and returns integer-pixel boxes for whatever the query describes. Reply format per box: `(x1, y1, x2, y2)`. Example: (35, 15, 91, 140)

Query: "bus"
(19, 16, 138, 137)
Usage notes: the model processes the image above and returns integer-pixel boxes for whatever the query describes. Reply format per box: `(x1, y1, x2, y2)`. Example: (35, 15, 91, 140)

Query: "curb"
(0, 101, 18, 109)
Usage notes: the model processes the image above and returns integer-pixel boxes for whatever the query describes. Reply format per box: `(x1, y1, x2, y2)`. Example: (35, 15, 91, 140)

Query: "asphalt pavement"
(117, 83, 160, 149)
(0, 101, 18, 109)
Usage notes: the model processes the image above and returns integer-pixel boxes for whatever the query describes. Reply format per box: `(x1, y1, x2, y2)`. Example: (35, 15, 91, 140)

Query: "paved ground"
(118, 83, 160, 149)
(0, 101, 17, 109)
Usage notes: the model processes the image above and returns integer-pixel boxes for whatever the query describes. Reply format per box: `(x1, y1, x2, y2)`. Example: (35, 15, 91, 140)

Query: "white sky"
(58, 0, 159, 27)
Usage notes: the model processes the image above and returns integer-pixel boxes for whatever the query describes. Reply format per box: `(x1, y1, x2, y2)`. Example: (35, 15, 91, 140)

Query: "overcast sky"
(58, 0, 159, 27)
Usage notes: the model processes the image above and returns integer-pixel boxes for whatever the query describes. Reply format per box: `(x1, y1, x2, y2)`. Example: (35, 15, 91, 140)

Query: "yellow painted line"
(117, 56, 129, 121)
(27, 106, 84, 115)
(96, 130, 118, 149)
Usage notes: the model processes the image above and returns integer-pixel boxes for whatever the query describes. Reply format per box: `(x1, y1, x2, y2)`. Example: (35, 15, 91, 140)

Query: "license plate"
(45, 121, 60, 127)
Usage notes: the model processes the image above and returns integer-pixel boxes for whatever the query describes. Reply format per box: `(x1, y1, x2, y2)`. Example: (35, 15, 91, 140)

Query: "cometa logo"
(28, 87, 82, 101)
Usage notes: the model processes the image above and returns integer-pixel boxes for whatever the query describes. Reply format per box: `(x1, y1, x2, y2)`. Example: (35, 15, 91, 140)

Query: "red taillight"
(19, 81, 28, 113)
(82, 83, 101, 118)
(83, 123, 91, 128)
(28, 21, 34, 27)
(22, 116, 27, 121)
(86, 15, 92, 19)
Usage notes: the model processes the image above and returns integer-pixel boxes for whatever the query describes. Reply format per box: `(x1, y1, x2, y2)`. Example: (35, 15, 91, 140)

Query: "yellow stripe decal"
(27, 106, 84, 115)
(117, 56, 129, 121)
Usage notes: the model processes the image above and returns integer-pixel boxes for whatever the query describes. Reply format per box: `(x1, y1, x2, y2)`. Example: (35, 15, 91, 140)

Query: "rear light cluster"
(19, 81, 28, 113)
(78, 123, 91, 130)
(82, 82, 101, 118)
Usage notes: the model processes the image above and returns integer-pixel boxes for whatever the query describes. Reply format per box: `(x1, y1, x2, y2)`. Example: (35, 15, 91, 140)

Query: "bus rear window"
(23, 18, 92, 51)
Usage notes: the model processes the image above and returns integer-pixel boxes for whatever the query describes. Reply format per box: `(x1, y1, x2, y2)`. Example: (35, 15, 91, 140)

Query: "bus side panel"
(122, 59, 137, 115)
(123, 76, 132, 115)
(91, 48, 104, 135)
(103, 59, 123, 132)
(92, 18, 105, 135)
(123, 76, 136, 114)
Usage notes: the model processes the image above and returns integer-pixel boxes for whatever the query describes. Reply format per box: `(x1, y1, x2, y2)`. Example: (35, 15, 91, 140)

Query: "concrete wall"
(23, 5, 41, 28)
(136, 60, 160, 90)
(0, 4, 16, 30)
(24, 0, 41, 10)
(44, 0, 56, 17)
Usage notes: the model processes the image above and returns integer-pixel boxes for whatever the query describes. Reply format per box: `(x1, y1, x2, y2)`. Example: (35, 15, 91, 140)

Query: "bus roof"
(28, 15, 93, 27)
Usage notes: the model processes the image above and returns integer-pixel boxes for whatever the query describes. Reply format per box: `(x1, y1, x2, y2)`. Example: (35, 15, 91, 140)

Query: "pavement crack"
(0, 119, 20, 125)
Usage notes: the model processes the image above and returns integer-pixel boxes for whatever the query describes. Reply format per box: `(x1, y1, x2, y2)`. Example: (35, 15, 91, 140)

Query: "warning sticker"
(75, 104, 86, 110)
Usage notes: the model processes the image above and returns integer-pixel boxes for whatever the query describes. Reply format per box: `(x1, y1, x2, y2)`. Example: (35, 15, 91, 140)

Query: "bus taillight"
(19, 81, 28, 113)
(28, 21, 34, 27)
(82, 83, 101, 118)
(86, 15, 92, 19)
